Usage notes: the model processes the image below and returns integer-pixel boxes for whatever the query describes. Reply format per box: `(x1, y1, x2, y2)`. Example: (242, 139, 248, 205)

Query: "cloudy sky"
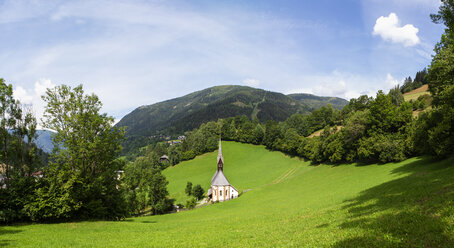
(0, 0, 444, 124)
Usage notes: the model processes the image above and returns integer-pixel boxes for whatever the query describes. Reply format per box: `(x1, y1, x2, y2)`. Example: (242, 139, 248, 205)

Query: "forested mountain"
(116, 85, 348, 155)
(288, 93, 349, 110)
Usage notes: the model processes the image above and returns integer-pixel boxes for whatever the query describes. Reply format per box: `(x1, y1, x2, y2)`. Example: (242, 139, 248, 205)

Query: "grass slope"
(2, 142, 454, 247)
(403, 84, 430, 101)
(164, 141, 299, 204)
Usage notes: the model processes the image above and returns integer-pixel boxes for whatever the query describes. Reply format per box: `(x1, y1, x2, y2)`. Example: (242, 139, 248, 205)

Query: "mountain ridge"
(116, 85, 348, 155)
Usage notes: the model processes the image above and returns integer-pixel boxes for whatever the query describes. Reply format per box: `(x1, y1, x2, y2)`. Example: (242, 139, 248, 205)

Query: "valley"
(2, 142, 453, 247)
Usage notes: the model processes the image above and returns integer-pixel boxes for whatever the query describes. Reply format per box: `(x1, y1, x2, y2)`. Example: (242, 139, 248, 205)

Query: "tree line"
(1, 84, 174, 223)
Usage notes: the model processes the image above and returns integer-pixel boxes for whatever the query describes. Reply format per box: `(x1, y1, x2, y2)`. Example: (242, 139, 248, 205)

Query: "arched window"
(225, 189, 228, 195)
(220, 190, 222, 196)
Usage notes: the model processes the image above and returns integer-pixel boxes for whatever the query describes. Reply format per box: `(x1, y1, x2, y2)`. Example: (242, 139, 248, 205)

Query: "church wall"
(211, 185, 238, 202)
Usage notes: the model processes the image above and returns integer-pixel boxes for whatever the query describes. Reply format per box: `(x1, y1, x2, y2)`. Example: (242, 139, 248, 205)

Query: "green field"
(403, 84, 430, 102)
(2, 142, 454, 247)
(163, 141, 300, 204)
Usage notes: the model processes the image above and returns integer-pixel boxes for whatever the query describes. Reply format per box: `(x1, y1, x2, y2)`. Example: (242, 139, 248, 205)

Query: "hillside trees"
(400, 69, 428, 93)
(27, 85, 127, 221)
(123, 148, 174, 215)
(0, 79, 44, 223)
(192, 184, 205, 201)
(389, 86, 405, 106)
(414, 0, 454, 157)
(185, 182, 193, 196)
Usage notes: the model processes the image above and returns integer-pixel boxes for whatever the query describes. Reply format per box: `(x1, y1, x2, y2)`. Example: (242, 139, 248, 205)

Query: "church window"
(225, 189, 228, 195)
(220, 190, 222, 196)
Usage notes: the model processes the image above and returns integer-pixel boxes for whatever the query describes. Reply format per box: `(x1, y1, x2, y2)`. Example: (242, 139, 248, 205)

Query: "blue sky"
(0, 0, 444, 123)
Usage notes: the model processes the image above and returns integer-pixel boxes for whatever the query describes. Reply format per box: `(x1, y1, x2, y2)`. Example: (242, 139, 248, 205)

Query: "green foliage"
(185, 182, 193, 196)
(191, 184, 204, 200)
(26, 84, 127, 221)
(288, 93, 349, 110)
(185, 198, 196, 209)
(341, 95, 372, 116)
(123, 154, 174, 216)
(414, 0, 454, 158)
(0, 79, 44, 223)
(400, 69, 427, 93)
(388, 85, 404, 106)
(181, 150, 196, 161)
(149, 170, 173, 215)
(430, 0, 454, 29)
(409, 94, 432, 110)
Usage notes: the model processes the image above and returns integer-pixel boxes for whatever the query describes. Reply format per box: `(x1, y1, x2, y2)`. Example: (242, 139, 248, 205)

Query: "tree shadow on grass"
(0, 227, 22, 247)
(332, 156, 454, 248)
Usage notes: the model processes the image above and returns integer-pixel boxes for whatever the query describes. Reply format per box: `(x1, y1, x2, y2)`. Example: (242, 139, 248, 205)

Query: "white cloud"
(385, 73, 400, 88)
(34, 78, 55, 96)
(286, 71, 405, 101)
(373, 13, 420, 47)
(13, 78, 56, 128)
(243, 78, 260, 87)
(13, 86, 33, 104)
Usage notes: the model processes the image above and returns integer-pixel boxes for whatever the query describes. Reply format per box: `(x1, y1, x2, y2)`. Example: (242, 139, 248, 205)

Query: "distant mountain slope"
(35, 130, 54, 154)
(287, 93, 348, 110)
(116, 85, 348, 155)
(9, 129, 54, 154)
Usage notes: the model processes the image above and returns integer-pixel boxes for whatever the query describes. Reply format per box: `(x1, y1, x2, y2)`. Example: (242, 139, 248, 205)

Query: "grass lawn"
(1, 142, 454, 247)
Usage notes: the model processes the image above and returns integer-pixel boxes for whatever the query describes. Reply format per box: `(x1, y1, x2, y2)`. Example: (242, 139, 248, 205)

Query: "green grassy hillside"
(403, 84, 430, 101)
(164, 141, 301, 204)
(2, 142, 454, 247)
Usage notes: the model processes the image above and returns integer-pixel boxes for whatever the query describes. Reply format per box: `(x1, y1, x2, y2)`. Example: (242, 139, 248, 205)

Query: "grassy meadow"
(1, 141, 454, 247)
(403, 84, 430, 101)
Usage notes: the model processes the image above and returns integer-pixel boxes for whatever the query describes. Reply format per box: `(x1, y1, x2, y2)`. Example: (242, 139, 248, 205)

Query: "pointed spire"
(218, 139, 222, 156)
(217, 138, 224, 171)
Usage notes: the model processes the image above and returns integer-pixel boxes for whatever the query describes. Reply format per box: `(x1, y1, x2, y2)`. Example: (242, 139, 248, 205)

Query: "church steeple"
(217, 139, 224, 171)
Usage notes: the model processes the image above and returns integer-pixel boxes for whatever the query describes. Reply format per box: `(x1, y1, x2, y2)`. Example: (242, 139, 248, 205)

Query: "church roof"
(211, 170, 219, 184)
(211, 170, 231, 186)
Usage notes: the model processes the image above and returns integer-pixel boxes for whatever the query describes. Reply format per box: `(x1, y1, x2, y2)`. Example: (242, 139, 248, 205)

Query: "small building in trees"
(160, 155, 170, 163)
(208, 139, 239, 202)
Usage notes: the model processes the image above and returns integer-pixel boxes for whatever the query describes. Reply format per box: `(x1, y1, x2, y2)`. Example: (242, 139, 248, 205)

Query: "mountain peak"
(116, 85, 348, 155)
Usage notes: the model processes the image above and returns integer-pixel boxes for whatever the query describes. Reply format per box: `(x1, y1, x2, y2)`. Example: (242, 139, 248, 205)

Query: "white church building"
(207, 140, 239, 202)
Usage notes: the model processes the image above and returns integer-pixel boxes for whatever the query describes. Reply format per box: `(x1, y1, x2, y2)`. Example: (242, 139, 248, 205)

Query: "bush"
(185, 198, 197, 209)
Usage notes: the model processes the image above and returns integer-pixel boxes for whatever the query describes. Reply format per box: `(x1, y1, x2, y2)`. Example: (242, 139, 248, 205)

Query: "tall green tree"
(389, 85, 405, 106)
(192, 184, 204, 201)
(28, 84, 126, 221)
(185, 181, 193, 196)
(0, 79, 19, 178)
